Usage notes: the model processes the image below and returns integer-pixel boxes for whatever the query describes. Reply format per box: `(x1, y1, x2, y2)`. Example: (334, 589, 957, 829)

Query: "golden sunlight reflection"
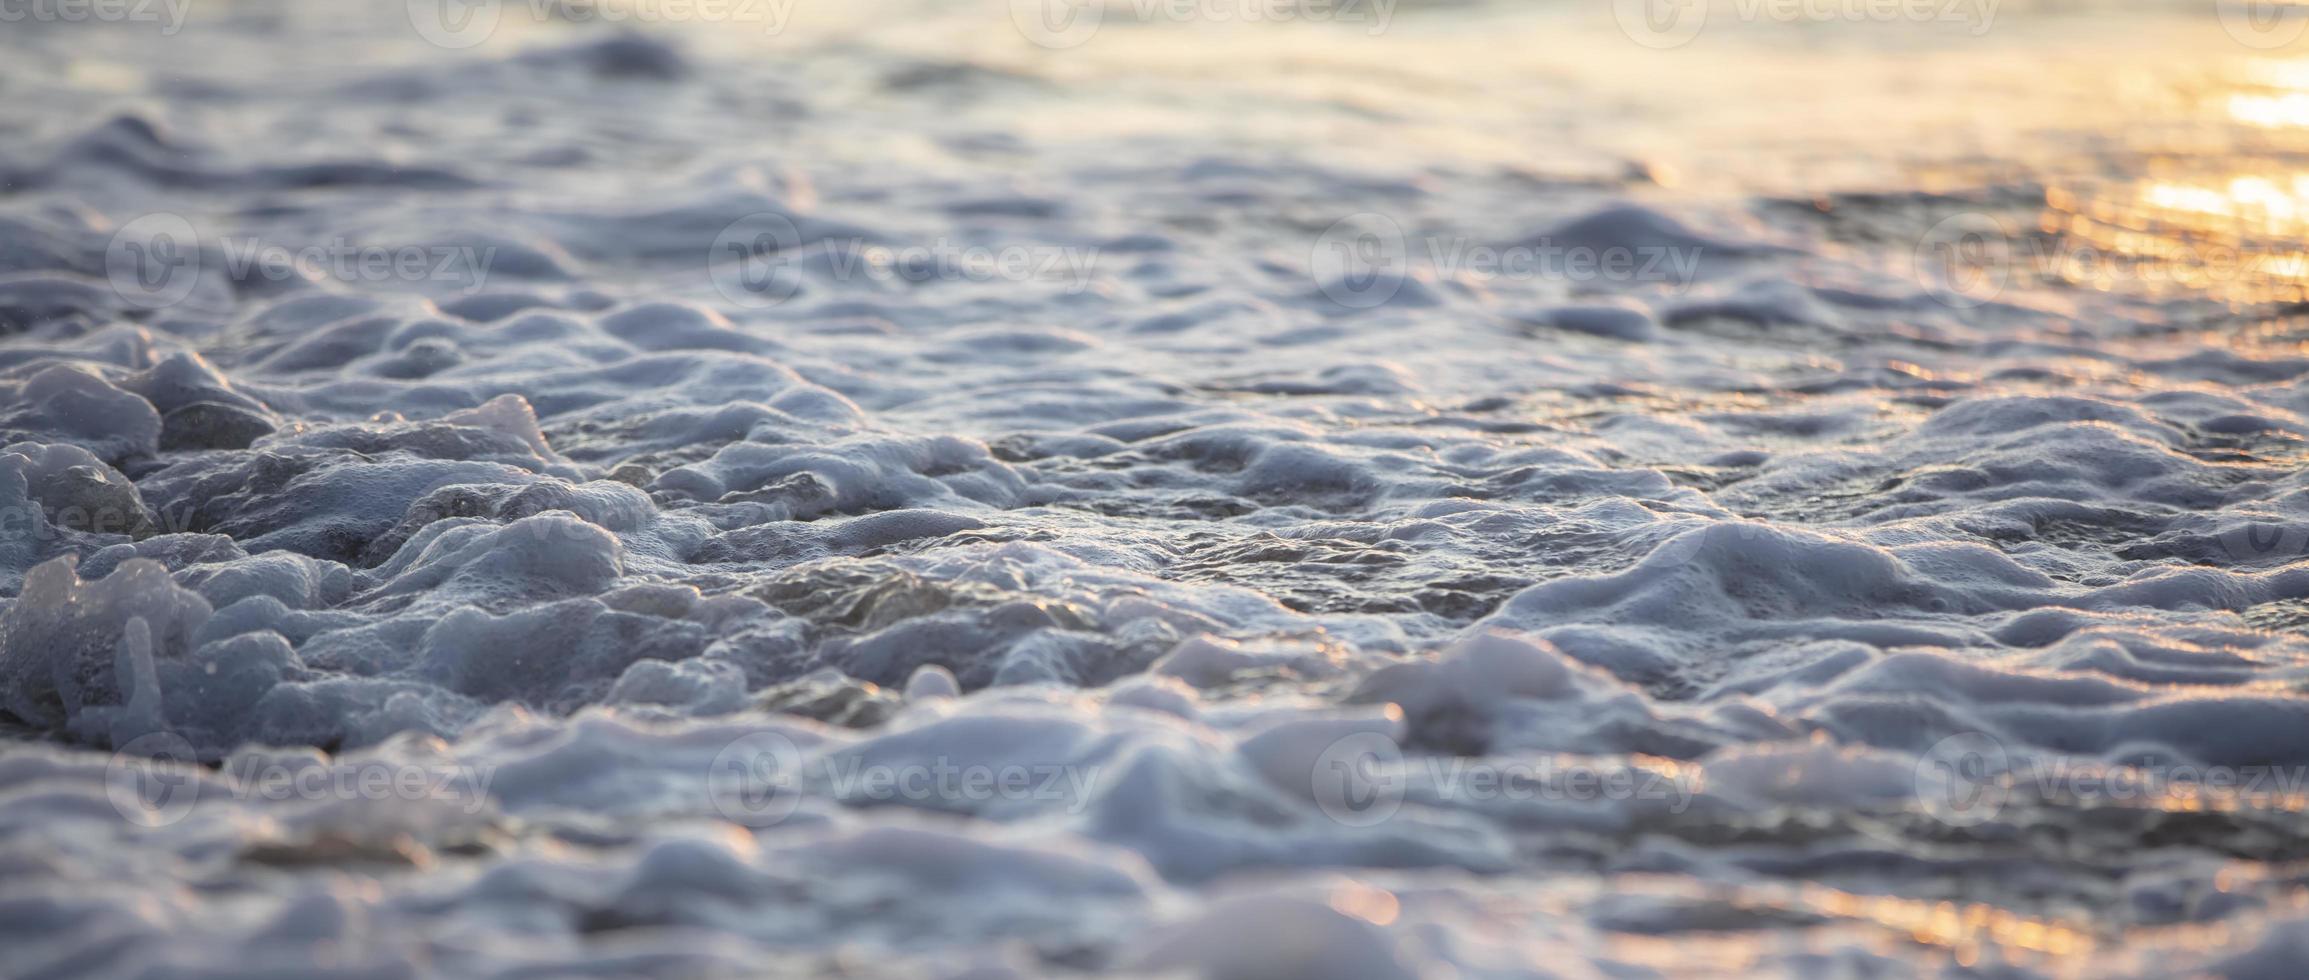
(2033, 176, 2309, 307)
(2231, 57, 2309, 127)
(2035, 56, 2309, 306)
(2140, 176, 2309, 224)
(852, 10, 2309, 311)
(2034, 50, 2309, 311)
(1328, 882, 1402, 927)
(1594, 883, 2097, 973)
(2227, 91, 2309, 128)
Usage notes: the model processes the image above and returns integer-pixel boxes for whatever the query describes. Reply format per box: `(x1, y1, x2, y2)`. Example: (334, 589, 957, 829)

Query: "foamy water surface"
(7, 1, 2309, 976)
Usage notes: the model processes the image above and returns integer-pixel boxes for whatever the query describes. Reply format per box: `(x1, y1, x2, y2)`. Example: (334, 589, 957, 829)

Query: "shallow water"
(8, 1, 2309, 976)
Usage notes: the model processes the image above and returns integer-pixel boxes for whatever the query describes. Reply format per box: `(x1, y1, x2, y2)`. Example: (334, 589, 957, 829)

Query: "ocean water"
(7, 0, 2309, 976)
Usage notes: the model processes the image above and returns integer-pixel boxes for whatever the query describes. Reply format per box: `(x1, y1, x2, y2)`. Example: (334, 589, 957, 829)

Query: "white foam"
(4, 3, 2306, 975)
